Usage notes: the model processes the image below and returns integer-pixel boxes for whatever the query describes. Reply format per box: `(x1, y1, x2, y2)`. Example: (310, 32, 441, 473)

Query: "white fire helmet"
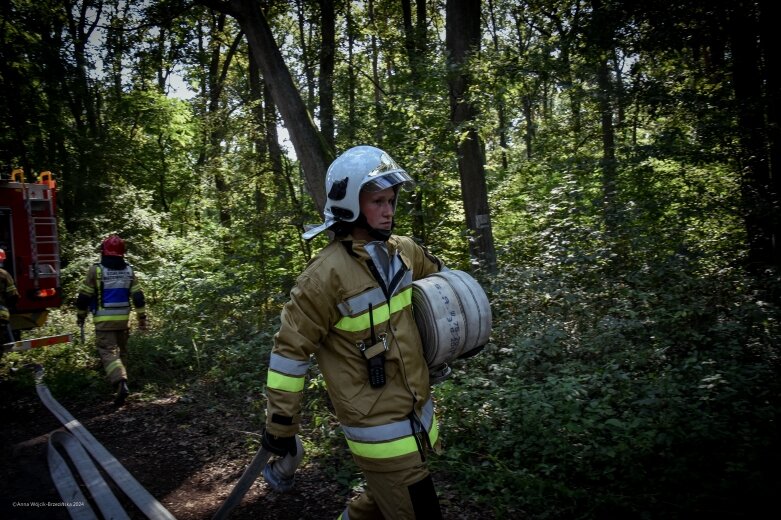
(302, 145, 414, 240)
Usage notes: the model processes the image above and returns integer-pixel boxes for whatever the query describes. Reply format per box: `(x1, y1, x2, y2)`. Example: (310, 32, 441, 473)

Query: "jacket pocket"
(343, 359, 399, 416)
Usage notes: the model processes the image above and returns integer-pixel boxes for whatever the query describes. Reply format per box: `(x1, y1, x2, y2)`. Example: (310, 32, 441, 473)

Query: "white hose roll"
(412, 269, 492, 368)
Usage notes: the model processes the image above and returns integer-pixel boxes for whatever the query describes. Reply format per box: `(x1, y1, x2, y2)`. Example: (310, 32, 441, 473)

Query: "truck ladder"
(22, 182, 39, 288)
(32, 216, 60, 279)
(22, 183, 60, 285)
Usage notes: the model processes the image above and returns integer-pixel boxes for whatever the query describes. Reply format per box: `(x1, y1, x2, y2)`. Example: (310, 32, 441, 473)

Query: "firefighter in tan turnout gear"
(0, 248, 19, 344)
(76, 235, 147, 407)
(262, 146, 445, 519)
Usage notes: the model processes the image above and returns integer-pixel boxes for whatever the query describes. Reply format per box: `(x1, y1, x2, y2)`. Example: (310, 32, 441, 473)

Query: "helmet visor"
(361, 170, 415, 193)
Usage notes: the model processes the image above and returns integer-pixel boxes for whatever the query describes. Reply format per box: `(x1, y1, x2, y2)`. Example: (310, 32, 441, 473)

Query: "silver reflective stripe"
(102, 302, 130, 309)
(94, 308, 130, 317)
(365, 243, 411, 297)
(337, 286, 386, 317)
(395, 270, 413, 294)
(341, 398, 435, 442)
(269, 353, 310, 376)
(365, 242, 391, 285)
(419, 398, 435, 430)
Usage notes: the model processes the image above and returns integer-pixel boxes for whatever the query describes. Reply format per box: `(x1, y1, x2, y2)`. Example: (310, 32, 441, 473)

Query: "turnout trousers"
(339, 462, 443, 520)
(96, 329, 129, 384)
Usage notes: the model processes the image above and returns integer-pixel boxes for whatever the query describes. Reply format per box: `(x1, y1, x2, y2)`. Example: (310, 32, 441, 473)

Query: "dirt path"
(1, 384, 487, 520)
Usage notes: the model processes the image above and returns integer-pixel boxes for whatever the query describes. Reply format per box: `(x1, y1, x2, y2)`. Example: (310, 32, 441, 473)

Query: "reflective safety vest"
(93, 265, 134, 323)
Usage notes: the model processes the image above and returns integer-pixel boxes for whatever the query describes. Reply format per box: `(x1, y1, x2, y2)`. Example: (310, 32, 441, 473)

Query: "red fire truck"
(1, 168, 71, 354)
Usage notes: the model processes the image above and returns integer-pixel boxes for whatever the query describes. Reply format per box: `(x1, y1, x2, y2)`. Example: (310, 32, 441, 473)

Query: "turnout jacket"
(0, 268, 19, 321)
(265, 234, 443, 472)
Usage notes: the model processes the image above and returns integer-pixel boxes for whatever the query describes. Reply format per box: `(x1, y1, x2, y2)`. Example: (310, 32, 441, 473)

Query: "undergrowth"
(3, 235, 779, 520)
(432, 256, 781, 519)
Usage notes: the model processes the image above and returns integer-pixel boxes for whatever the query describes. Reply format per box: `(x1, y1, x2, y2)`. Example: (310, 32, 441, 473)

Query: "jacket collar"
(339, 234, 399, 258)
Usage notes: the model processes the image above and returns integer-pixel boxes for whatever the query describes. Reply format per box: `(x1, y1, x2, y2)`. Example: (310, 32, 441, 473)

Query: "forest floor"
(0, 379, 491, 520)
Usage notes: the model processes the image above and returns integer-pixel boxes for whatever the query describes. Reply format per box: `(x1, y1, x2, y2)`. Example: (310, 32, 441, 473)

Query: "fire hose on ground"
(33, 365, 176, 520)
(32, 364, 301, 519)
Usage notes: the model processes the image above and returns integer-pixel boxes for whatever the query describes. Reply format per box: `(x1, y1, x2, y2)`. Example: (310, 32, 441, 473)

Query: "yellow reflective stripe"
(79, 283, 95, 295)
(389, 287, 412, 313)
(95, 265, 102, 310)
(346, 435, 419, 459)
(335, 305, 388, 332)
(335, 288, 412, 332)
(429, 417, 440, 445)
(93, 315, 130, 322)
(267, 371, 305, 392)
(105, 359, 124, 376)
(346, 414, 439, 460)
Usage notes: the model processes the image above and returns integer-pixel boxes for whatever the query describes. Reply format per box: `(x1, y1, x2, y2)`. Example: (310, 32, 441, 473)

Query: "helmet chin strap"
(354, 214, 393, 241)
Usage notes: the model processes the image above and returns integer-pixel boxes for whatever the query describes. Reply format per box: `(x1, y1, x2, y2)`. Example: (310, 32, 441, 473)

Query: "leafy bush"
(434, 253, 781, 519)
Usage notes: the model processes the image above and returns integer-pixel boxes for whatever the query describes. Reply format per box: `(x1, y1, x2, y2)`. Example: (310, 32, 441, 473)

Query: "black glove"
(261, 428, 297, 457)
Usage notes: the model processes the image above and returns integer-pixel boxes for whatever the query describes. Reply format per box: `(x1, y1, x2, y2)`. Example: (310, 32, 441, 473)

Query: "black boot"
(114, 379, 129, 407)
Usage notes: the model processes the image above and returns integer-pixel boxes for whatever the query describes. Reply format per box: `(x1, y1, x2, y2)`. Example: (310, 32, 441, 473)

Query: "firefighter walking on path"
(261, 146, 445, 519)
(76, 235, 147, 407)
(0, 248, 19, 345)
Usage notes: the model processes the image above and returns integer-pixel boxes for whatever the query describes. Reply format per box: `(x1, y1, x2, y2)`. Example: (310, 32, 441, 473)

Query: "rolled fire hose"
(412, 269, 492, 379)
(34, 366, 176, 520)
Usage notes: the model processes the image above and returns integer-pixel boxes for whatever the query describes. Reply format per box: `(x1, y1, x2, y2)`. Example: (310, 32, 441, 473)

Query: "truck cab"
(0, 169, 63, 340)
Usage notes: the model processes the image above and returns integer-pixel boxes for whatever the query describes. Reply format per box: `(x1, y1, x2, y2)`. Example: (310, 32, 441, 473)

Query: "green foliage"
(434, 246, 780, 518)
(2, 1, 779, 518)
(0, 309, 104, 398)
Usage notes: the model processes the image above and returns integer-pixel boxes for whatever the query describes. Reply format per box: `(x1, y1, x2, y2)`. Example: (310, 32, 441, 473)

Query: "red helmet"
(101, 235, 125, 257)
(0, 248, 5, 261)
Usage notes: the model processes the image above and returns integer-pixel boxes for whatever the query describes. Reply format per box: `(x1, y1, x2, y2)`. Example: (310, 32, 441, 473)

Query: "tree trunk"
(368, 0, 383, 144)
(207, 12, 234, 231)
(294, 0, 316, 112)
(589, 0, 618, 235)
(345, 0, 357, 142)
(487, 0, 508, 170)
(248, 46, 267, 165)
(596, 54, 618, 233)
(758, 0, 781, 267)
(523, 95, 534, 159)
(401, 0, 428, 240)
(199, 0, 332, 214)
(446, 0, 497, 274)
(729, 1, 776, 269)
(319, 0, 335, 154)
(64, 0, 100, 138)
